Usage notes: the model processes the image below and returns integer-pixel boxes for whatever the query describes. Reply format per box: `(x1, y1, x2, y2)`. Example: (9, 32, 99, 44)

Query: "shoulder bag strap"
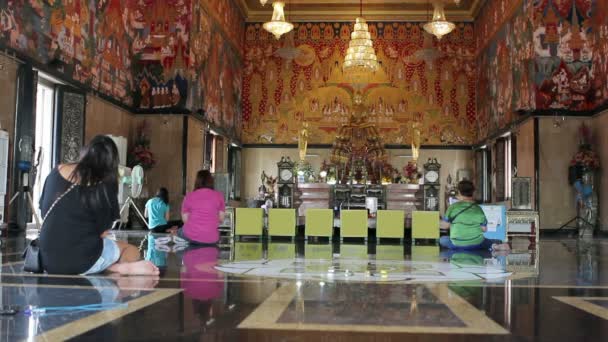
(42, 184, 77, 223)
(448, 203, 476, 224)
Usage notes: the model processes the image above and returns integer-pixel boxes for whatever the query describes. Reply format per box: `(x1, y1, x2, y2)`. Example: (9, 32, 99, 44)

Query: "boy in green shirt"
(439, 180, 510, 251)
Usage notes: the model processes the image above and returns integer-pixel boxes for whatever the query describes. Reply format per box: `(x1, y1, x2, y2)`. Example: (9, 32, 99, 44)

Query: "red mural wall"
(188, 0, 244, 138)
(0, 0, 244, 138)
(241, 22, 478, 145)
(476, 0, 608, 140)
(0, 0, 136, 105)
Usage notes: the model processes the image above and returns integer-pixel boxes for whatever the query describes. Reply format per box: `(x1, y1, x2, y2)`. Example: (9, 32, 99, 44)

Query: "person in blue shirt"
(144, 188, 176, 233)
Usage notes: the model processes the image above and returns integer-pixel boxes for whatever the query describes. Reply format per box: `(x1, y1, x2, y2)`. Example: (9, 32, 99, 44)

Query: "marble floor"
(0, 233, 607, 341)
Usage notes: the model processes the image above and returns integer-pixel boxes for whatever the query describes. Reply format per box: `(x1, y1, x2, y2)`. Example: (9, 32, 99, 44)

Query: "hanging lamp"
(263, 1, 294, 40)
(423, 1, 456, 40)
(343, 0, 379, 78)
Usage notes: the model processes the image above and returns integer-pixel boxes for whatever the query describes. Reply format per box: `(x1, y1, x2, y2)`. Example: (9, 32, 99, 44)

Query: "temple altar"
(296, 182, 423, 217)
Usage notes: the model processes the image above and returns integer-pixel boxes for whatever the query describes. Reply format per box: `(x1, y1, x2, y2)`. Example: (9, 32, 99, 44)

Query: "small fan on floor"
(117, 165, 148, 229)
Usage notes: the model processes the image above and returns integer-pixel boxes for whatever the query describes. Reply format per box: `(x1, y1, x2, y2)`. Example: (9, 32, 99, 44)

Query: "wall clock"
(423, 158, 441, 211)
(277, 156, 296, 208)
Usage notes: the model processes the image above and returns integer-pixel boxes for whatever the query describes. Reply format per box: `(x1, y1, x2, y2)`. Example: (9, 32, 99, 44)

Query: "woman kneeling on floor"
(39, 135, 159, 276)
(439, 180, 510, 252)
(176, 170, 225, 245)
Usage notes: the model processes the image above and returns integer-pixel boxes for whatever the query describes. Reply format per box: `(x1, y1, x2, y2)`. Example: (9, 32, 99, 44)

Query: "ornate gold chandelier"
(343, 0, 379, 78)
(423, 1, 456, 40)
(263, 1, 294, 40)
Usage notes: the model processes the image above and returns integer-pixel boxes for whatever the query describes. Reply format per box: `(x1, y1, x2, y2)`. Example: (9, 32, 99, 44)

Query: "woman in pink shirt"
(177, 170, 226, 244)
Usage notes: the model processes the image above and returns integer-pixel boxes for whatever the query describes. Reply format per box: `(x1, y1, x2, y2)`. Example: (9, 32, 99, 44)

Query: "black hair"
(194, 170, 214, 190)
(156, 187, 169, 204)
(70, 135, 119, 209)
(457, 180, 475, 198)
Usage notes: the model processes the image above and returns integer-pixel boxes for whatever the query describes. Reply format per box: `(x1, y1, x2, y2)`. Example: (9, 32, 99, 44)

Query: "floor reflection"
(0, 233, 607, 341)
(0, 276, 177, 341)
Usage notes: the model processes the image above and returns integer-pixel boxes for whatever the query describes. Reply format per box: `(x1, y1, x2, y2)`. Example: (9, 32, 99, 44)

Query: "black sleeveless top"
(38, 168, 120, 274)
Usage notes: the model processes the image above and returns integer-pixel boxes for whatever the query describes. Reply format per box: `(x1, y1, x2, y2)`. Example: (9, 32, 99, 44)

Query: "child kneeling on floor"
(439, 180, 510, 251)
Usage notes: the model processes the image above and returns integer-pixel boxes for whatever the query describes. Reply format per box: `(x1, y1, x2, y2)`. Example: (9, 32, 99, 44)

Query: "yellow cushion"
(235, 208, 264, 236)
(376, 210, 405, 239)
(305, 209, 334, 237)
(340, 210, 368, 238)
(268, 209, 296, 237)
(411, 211, 440, 239)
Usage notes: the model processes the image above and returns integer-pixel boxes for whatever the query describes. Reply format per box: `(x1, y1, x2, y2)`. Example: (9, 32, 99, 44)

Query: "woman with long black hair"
(38, 135, 159, 275)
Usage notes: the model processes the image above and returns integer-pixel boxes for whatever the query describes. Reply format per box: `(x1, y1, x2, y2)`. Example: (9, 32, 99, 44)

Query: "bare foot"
(108, 273, 160, 290)
(492, 243, 511, 251)
(109, 260, 160, 276)
(491, 250, 510, 258)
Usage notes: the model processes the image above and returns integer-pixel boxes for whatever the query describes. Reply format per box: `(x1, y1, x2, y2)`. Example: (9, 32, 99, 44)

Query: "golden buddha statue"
(411, 122, 421, 162)
(298, 121, 309, 161)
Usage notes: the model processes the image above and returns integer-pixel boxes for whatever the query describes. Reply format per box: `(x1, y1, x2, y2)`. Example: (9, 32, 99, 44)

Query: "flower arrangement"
(404, 161, 420, 184)
(570, 148, 600, 170)
(296, 160, 315, 183)
(128, 120, 156, 170)
(570, 123, 600, 171)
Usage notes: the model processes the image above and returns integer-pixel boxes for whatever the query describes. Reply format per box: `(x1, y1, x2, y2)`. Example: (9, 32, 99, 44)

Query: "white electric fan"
(118, 165, 148, 229)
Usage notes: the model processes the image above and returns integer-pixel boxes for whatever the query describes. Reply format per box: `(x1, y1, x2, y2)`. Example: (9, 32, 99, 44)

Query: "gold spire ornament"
(423, 1, 456, 40)
(343, 1, 379, 81)
(263, 1, 294, 40)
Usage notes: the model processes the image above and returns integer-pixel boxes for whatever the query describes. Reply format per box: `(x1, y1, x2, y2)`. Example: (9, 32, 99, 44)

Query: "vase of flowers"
(570, 147, 600, 172)
(128, 120, 156, 170)
(404, 161, 420, 184)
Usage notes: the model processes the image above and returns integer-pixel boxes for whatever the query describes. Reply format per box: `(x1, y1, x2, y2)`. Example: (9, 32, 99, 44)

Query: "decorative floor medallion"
(216, 258, 512, 283)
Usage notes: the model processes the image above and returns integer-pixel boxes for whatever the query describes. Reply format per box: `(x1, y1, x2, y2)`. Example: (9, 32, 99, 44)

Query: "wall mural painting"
(0, 0, 244, 139)
(0, 0, 135, 106)
(189, 3, 243, 138)
(242, 22, 478, 145)
(594, 0, 608, 105)
(130, 0, 192, 111)
(532, 0, 597, 111)
(476, 0, 604, 139)
(202, 0, 244, 52)
(477, 3, 535, 139)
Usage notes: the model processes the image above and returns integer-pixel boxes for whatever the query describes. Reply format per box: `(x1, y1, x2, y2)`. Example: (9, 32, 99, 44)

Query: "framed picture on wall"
(511, 177, 532, 210)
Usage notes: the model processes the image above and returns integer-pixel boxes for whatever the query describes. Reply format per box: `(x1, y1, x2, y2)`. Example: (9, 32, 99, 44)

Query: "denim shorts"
(81, 238, 121, 275)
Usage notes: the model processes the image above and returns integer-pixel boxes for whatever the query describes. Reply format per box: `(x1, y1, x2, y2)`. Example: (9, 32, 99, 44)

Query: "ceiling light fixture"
(263, 1, 294, 40)
(423, 1, 456, 40)
(260, 0, 269, 6)
(343, 0, 380, 80)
